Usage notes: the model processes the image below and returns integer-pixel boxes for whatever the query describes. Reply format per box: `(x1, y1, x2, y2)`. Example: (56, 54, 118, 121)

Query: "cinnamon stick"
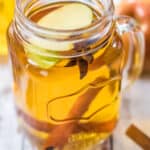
(126, 124, 150, 150)
(43, 77, 120, 150)
(44, 84, 102, 149)
(16, 107, 54, 132)
(17, 106, 117, 134)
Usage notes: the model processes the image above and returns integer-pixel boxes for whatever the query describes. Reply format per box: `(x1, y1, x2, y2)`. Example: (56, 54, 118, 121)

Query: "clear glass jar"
(7, 0, 144, 150)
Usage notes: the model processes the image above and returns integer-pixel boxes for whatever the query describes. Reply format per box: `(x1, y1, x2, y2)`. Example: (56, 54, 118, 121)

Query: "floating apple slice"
(26, 3, 93, 68)
(38, 3, 93, 30)
(25, 44, 59, 69)
(27, 52, 57, 69)
(29, 36, 73, 52)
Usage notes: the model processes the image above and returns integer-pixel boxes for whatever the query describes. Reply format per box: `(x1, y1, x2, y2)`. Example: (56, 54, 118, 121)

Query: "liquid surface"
(8, 2, 123, 150)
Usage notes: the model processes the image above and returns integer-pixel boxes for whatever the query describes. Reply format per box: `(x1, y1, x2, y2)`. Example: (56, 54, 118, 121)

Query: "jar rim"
(13, 0, 115, 59)
(15, 0, 115, 36)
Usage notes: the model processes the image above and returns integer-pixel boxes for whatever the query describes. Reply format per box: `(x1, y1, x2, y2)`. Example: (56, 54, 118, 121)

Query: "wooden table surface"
(0, 63, 150, 150)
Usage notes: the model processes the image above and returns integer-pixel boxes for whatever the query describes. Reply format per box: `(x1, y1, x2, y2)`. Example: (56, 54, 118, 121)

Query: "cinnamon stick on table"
(126, 124, 150, 150)
(43, 77, 120, 150)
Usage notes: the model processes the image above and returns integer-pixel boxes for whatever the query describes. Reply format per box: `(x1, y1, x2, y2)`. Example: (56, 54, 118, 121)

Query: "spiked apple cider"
(7, 0, 144, 150)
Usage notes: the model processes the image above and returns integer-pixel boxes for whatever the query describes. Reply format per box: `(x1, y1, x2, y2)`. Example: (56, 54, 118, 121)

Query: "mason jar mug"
(7, 0, 144, 150)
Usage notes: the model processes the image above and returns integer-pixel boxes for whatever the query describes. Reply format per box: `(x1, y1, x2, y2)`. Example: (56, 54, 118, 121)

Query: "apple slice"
(26, 3, 93, 69)
(27, 52, 58, 69)
(38, 3, 93, 30)
(29, 36, 74, 52)
(25, 44, 59, 69)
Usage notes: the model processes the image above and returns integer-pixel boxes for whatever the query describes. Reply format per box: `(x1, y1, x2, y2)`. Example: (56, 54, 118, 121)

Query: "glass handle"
(116, 15, 145, 89)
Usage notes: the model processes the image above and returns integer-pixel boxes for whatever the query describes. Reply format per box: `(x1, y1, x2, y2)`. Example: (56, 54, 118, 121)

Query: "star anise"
(65, 49, 94, 79)
(77, 58, 88, 79)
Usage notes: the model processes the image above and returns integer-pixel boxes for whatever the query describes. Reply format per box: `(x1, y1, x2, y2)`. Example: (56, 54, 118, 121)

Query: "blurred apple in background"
(0, 0, 14, 63)
(117, 0, 150, 74)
